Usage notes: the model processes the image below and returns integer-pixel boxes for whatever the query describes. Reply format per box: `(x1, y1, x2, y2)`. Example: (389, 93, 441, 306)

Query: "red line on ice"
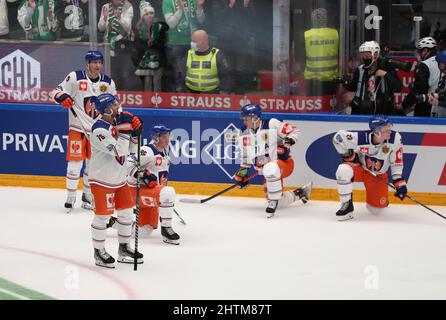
(0, 245, 139, 300)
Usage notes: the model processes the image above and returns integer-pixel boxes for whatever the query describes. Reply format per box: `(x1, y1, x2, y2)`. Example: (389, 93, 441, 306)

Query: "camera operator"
(427, 50, 446, 118)
(340, 41, 403, 115)
(401, 37, 441, 117)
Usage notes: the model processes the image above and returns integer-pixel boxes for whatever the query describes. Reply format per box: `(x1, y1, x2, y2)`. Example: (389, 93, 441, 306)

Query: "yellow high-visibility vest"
(186, 48, 220, 92)
(304, 28, 339, 81)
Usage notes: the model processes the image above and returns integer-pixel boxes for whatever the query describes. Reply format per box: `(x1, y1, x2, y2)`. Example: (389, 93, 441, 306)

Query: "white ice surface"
(1, 186, 446, 300)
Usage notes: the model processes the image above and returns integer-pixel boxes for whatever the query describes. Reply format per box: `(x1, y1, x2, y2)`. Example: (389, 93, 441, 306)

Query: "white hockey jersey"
(238, 118, 300, 170)
(332, 129, 404, 180)
(50, 70, 117, 134)
(127, 143, 170, 187)
(89, 118, 135, 189)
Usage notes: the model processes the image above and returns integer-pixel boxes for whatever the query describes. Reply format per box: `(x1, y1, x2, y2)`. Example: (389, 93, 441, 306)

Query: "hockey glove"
(142, 169, 158, 188)
(393, 178, 407, 201)
(55, 93, 74, 109)
(284, 137, 296, 146)
(132, 116, 143, 137)
(117, 111, 142, 136)
(277, 144, 291, 161)
(235, 167, 250, 189)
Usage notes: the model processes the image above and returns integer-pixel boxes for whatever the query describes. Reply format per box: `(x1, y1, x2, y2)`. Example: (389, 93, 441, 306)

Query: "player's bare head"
(85, 51, 104, 77)
(152, 125, 171, 148)
(241, 104, 262, 130)
(112, 0, 122, 6)
(191, 30, 209, 52)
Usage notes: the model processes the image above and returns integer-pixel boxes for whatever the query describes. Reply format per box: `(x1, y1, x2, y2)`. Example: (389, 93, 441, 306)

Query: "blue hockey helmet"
(152, 125, 171, 138)
(85, 50, 104, 64)
(95, 93, 118, 115)
(369, 114, 392, 132)
(241, 104, 262, 119)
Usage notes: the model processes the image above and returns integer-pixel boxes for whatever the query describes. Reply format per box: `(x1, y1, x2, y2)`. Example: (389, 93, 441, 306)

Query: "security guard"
(304, 8, 339, 96)
(182, 29, 230, 94)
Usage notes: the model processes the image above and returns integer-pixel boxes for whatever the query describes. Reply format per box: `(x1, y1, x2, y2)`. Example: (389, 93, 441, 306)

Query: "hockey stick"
(179, 172, 259, 204)
(134, 133, 141, 271)
(70, 107, 91, 140)
(174, 209, 186, 225)
(368, 170, 446, 220)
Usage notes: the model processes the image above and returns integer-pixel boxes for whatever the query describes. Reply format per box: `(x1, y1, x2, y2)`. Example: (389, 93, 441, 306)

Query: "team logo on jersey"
(100, 84, 108, 93)
(70, 141, 82, 154)
(79, 81, 87, 91)
(111, 127, 117, 138)
(141, 196, 156, 207)
(262, 132, 269, 141)
(106, 193, 115, 209)
(382, 145, 389, 154)
(281, 123, 293, 135)
(65, 75, 70, 82)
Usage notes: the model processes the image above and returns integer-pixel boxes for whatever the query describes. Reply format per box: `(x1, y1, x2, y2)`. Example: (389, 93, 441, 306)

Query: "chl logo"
(0, 49, 41, 89)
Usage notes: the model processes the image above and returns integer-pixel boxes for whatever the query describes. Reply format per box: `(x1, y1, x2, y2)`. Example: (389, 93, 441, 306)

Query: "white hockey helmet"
(139, 145, 152, 167)
(359, 41, 381, 57)
(416, 37, 437, 50)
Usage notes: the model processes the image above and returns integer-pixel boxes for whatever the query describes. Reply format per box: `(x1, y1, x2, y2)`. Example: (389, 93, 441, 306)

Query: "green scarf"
(23, 0, 56, 40)
(107, 2, 124, 53)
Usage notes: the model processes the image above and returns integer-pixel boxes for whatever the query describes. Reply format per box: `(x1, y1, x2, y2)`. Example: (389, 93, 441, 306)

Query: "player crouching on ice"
(108, 125, 180, 245)
(234, 104, 312, 218)
(89, 93, 144, 268)
(332, 115, 408, 221)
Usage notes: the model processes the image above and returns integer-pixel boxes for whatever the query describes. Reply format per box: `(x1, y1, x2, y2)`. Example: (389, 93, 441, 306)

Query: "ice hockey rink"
(1, 186, 446, 300)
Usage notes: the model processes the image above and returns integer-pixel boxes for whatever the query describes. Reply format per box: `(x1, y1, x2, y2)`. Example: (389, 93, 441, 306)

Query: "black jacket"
(402, 62, 433, 117)
(345, 59, 403, 115)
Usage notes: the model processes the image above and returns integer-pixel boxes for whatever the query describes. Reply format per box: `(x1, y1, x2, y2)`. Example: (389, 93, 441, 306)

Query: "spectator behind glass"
(0, 0, 18, 39)
(98, 0, 136, 89)
(98, 0, 133, 57)
(181, 29, 230, 94)
(132, 1, 169, 92)
(163, 0, 205, 92)
(17, 0, 58, 40)
(54, 0, 89, 41)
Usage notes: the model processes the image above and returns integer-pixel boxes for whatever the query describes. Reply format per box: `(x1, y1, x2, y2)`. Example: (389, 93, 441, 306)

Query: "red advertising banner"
(0, 87, 336, 113)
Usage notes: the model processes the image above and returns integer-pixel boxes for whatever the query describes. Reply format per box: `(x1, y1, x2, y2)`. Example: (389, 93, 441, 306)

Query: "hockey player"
(89, 93, 143, 268)
(234, 104, 312, 218)
(332, 115, 408, 221)
(108, 125, 180, 245)
(50, 50, 117, 213)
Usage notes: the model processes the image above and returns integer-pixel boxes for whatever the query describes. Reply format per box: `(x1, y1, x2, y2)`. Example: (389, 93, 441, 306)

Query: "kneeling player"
(332, 115, 408, 221)
(234, 104, 312, 218)
(126, 125, 180, 244)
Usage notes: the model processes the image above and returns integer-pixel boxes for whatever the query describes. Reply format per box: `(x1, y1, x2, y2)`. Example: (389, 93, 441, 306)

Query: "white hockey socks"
(336, 164, 354, 203)
(66, 161, 83, 197)
(263, 162, 283, 200)
(159, 187, 175, 227)
(91, 215, 110, 249)
(117, 208, 133, 244)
